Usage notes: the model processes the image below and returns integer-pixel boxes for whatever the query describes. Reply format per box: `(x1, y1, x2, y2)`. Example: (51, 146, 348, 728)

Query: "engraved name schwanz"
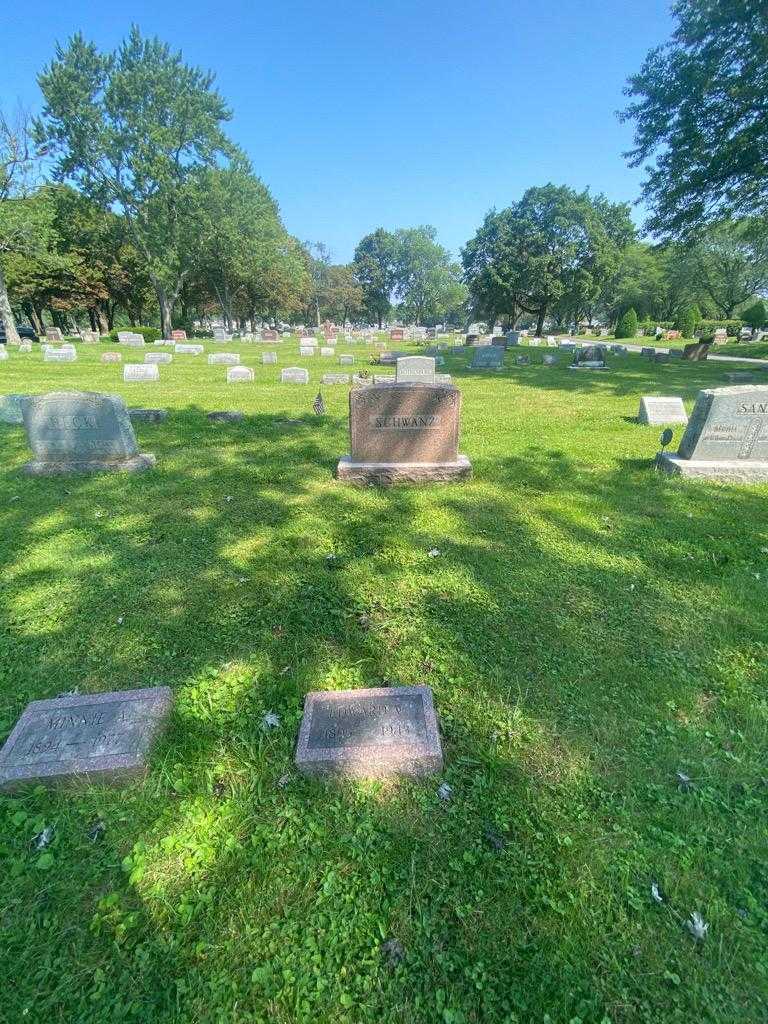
(370, 415, 441, 429)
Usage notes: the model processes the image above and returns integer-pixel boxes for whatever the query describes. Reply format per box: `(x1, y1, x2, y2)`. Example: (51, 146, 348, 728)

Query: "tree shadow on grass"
(1, 404, 767, 1022)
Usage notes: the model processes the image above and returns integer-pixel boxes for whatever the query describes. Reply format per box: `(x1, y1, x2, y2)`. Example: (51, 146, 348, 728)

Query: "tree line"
(1, 2, 767, 342)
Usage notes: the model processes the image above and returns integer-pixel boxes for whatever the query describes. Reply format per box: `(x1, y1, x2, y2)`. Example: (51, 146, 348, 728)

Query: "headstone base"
(568, 364, 608, 371)
(656, 452, 768, 482)
(336, 454, 472, 485)
(23, 453, 156, 476)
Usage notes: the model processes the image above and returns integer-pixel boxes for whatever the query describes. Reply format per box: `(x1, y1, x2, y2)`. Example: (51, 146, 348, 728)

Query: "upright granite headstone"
(208, 352, 240, 365)
(21, 391, 156, 475)
(337, 382, 471, 484)
(44, 348, 77, 363)
(470, 346, 504, 370)
(174, 343, 204, 355)
(170, 330, 187, 341)
(144, 351, 172, 364)
(0, 348, 8, 361)
(657, 385, 768, 480)
(569, 345, 608, 370)
(124, 363, 160, 382)
(101, 352, 122, 363)
(282, 367, 309, 384)
(295, 685, 443, 778)
(262, 352, 277, 364)
(506, 331, 520, 346)
(638, 396, 688, 425)
(0, 686, 173, 791)
(320, 346, 335, 357)
(299, 345, 316, 357)
(227, 366, 254, 383)
(396, 355, 436, 384)
(339, 354, 354, 365)
(0, 394, 26, 425)
(45, 327, 63, 342)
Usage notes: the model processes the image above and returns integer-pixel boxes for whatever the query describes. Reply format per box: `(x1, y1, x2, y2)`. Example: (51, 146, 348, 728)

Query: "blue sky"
(4, 0, 673, 262)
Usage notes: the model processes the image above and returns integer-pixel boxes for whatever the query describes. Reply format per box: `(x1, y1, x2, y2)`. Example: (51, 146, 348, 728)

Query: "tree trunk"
(88, 308, 98, 331)
(157, 288, 173, 339)
(0, 265, 20, 343)
(536, 307, 546, 336)
(22, 301, 43, 336)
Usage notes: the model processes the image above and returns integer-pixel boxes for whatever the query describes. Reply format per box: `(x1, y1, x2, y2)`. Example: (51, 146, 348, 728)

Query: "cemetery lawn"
(2, 339, 768, 1024)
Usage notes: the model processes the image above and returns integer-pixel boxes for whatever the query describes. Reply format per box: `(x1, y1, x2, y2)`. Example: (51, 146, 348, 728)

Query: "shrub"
(107, 325, 161, 344)
(677, 305, 698, 339)
(697, 319, 743, 338)
(615, 308, 639, 339)
(741, 300, 766, 332)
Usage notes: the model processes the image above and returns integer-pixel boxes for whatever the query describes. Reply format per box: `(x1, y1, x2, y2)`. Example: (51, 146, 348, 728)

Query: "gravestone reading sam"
(0, 687, 172, 792)
(21, 391, 156, 475)
(295, 685, 443, 778)
(337, 382, 471, 484)
(656, 385, 768, 481)
(638, 396, 688, 426)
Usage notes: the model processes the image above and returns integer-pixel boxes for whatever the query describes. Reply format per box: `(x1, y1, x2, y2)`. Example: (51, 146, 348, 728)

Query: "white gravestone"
(339, 354, 354, 365)
(174, 343, 204, 355)
(320, 347, 335, 357)
(322, 373, 350, 385)
(638, 396, 688, 426)
(0, 349, 8, 361)
(102, 352, 122, 363)
(396, 356, 436, 384)
(227, 366, 254, 383)
(299, 346, 316, 357)
(281, 367, 309, 384)
(124, 363, 160, 382)
(262, 352, 277, 364)
(145, 352, 172, 364)
(208, 353, 240, 365)
(44, 348, 77, 363)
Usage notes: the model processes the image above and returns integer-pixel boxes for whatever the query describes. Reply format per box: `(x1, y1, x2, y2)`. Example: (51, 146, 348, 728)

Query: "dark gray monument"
(657, 385, 768, 481)
(0, 687, 173, 791)
(21, 392, 156, 475)
(470, 346, 504, 370)
(295, 685, 443, 778)
(569, 345, 608, 371)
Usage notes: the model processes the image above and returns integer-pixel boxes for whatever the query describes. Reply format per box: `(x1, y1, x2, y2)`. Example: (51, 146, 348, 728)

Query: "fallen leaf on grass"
(651, 881, 666, 905)
(262, 711, 281, 729)
(675, 771, 694, 791)
(32, 825, 54, 851)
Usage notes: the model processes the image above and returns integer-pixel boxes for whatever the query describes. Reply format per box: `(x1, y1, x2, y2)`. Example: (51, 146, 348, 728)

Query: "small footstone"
(295, 685, 443, 778)
(207, 411, 245, 423)
(129, 408, 168, 424)
(0, 687, 172, 791)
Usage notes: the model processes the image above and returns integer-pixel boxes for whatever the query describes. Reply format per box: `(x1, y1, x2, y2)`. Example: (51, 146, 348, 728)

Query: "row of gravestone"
(0, 682, 444, 791)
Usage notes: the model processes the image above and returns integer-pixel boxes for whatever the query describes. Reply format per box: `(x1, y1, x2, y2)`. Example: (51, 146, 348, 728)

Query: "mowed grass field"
(1, 337, 767, 1024)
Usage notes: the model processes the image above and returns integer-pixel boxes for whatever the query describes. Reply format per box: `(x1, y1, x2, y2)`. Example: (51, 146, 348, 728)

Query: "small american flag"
(312, 392, 326, 416)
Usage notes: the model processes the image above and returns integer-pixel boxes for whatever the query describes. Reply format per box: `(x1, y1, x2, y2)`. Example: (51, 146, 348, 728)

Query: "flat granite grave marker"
(295, 685, 443, 778)
(396, 355, 436, 384)
(320, 346, 335, 357)
(638, 396, 688, 425)
(0, 686, 172, 791)
(145, 351, 172, 364)
(337, 382, 471, 485)
(322, 372, 350, 385)
(129, 408, 167, 424)
(657, 385, 768, 481)
(470, 346, 504, 370)
(21, 391, 155, 475)
(282, 367, 309, 384)
(101, 352, 122, 363)
(227, 366, 254, 383)
(262, 352, 277, 364)
(339, 354, 354, 365)
(124, 363, 160, 382)
(174, 343, 204, 355)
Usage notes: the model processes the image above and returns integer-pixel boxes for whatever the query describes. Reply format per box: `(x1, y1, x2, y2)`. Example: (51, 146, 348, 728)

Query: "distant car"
(0, 322, 38, 344)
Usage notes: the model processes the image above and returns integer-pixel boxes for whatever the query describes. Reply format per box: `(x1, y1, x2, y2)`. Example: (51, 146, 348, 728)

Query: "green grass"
(1, 337, 767, 1024)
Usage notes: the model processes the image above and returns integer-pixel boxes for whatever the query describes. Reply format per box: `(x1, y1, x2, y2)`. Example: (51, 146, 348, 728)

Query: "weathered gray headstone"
(396, 356, 436, 384)
(21, 391, 155, 475)
(542, 354, 559, 366)
(208, 352, 240, 365)
(506, 331, 520, 346)
(208, 411, 245, 423)
(0, 348, 8, 361)
(638, 396, 688, 425)
(101, 352, 122, 363)
(124, 363, 160, 382)
(322, 373, 350, 385)
(45, 327, 63, 342)
(295, 685, 443, 778)
(657, 386, 768, 480)
(227, 366, 254, 383)
(0, 394, 27, 425)
(18, 342, 32, 353)
(281, 367, 309, 384)
(337, 382, 471, 484)
(145, 351, 172, 364)
(299, 345, 316, 357)
(0, 686, 172, 790)
(262, 352, 277, 364)
(339, 354, 354, 365)
(44, 348, 77, 363)
(320, 346, 335, 357)
(174, 343, 204, 355)
(470, 346, 504, 370)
